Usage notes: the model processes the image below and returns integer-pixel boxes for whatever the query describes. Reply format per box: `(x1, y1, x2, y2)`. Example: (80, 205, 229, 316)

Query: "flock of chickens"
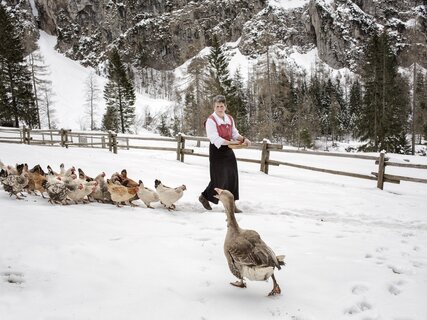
(0, 161, 187, 210)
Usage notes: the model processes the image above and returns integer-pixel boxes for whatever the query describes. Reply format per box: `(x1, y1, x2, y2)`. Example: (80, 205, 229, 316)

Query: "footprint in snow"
(343, 301, 372, 315)
(388, 283, 402, 295)
(387, 265, 412, 275)
(351, 284, 369, 295)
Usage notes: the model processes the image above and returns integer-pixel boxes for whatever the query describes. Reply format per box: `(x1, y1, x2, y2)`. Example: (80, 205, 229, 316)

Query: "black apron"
(202, 143, 239, 204)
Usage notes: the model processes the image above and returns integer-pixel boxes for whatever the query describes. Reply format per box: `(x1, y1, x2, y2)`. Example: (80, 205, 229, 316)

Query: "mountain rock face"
(3, 0, 427, 71)
(308, 0, 427, 70)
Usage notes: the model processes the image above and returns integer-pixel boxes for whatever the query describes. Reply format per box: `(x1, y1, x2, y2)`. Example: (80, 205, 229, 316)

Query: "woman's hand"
(243, 138, 251, 147)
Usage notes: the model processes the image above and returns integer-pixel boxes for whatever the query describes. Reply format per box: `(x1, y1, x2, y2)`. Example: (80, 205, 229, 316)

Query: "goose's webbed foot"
(230, 280, 246, 288)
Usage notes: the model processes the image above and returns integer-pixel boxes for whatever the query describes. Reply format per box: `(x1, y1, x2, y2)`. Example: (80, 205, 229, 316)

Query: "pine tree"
(0, 5, 37, 127)
(205, 35, 232, 97)
(205, 35, 243, 124)
(157, 113, 170, 136)
(348, 78, 362, 139)
(231, 69, 249, 137)
(102, 106, 120, 132)
(103, 49, 136, 133)
(358, 31, 410, 152)
(414, 71, 427, 144)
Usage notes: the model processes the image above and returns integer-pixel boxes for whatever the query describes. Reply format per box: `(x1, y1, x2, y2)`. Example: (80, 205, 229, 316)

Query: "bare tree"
(27, 50, 51, 129)
(39, 85, 56, 129)
(84, 71, 100, 130)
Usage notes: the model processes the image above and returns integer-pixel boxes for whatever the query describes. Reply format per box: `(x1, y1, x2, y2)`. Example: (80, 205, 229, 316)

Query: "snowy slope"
(0, 142, 426, 320)
(36, 31, 174, 130)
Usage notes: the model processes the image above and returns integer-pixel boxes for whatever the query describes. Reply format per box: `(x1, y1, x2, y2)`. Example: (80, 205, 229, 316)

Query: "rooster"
(154, 179, 186, 210)
(107, 179, 139, 207)
(137, 180, 159, 208)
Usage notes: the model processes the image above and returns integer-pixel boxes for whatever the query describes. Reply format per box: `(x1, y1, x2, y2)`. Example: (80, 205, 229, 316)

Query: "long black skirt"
(202, 143, 239, 204)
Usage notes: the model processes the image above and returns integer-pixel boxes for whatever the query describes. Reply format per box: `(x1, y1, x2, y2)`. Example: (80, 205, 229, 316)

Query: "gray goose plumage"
(214, 188, 285, 296)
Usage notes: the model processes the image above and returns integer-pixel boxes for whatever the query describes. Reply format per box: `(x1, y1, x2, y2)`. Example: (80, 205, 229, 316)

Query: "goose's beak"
(213, 188, 223, 199)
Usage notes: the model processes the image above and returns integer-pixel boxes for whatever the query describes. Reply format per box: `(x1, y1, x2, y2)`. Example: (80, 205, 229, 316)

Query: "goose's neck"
(225, 200, 239, 230)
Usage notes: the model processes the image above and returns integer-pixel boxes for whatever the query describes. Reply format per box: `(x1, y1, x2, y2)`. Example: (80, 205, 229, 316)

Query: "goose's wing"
(228, 230, 279, 268)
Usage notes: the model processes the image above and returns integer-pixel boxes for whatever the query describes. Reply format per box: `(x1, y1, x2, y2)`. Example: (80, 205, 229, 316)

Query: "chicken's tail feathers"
(154, 179, 161, 188)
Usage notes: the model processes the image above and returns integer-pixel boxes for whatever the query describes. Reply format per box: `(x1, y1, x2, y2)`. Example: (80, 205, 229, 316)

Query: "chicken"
(137, 180, 159, 208)
(119, 169, 139, 187)
(90, 172, 112, 203)
(42, 179, 77, 205)
(67, 181, 98, 204)
(154, 179, 186, 210)
(1, 171, 29, 199)
(107, 179, 139, 207)
(26, 164, 47, 197)
(110, 172, 123, 185)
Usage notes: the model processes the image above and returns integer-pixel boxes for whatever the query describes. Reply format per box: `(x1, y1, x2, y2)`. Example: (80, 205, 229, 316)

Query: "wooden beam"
(269, 160, 377, 181)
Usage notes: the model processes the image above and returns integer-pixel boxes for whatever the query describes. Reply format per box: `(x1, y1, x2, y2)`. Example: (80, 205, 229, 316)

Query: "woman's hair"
(213, 95, 226, 104)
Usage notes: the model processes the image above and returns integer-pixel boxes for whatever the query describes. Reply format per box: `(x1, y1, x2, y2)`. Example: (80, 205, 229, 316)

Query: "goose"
(214, 188, 285, 296)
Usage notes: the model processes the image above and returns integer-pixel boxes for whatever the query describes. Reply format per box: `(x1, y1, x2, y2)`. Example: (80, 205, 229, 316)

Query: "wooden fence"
(1, 126, 427, 190)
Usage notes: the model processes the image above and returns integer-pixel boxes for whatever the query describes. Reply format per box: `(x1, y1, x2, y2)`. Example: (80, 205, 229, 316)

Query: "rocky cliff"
(3, 0, 427, 72)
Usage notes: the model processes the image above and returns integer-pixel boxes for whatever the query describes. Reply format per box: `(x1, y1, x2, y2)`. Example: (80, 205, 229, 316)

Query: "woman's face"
(214, 102, 226, 117)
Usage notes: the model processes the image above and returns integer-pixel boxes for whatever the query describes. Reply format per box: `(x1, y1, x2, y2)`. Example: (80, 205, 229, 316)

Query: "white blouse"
(206, 112, 240, 149)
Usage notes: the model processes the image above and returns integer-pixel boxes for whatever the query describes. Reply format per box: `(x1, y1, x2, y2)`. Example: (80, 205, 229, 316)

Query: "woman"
(199, 95, 251, 212)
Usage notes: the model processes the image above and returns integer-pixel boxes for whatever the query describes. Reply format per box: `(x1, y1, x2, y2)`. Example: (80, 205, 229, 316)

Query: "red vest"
(208, 114, 234, 141)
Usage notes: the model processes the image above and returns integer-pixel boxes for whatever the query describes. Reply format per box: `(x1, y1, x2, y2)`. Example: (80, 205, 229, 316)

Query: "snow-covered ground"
(1, 142, 427, 320)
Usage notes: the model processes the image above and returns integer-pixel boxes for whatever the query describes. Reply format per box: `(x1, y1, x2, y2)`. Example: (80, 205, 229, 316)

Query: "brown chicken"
(26, 164, 47, 198)
(119, 169, 139, 187)
(107, 179, 139, 207)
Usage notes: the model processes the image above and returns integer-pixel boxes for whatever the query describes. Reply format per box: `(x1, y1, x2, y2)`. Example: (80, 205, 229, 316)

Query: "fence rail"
(1, 126, 426, 190)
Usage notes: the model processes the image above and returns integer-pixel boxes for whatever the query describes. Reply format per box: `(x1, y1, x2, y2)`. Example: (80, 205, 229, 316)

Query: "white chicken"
(137, 180, 159, 208)
(68, 181, 98, 204)
(154, 179, 186, 210)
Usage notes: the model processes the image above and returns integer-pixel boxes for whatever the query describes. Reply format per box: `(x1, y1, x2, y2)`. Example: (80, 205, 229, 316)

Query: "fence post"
(60, 129, 69, 147)
(377, 151, 386, 190)
(22, 126, 27, 144)
(64, 129, 70, 148)
(176, 133, 182, 161)
(108, 131, 112, 152)
(126, 138, 129, 150)
(111, 132, 118, 154)
(260, 140, 270, 174)
(180, 136, 186, 162)
(25, 127, 31, 145)
(102, 135, 105, 149)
